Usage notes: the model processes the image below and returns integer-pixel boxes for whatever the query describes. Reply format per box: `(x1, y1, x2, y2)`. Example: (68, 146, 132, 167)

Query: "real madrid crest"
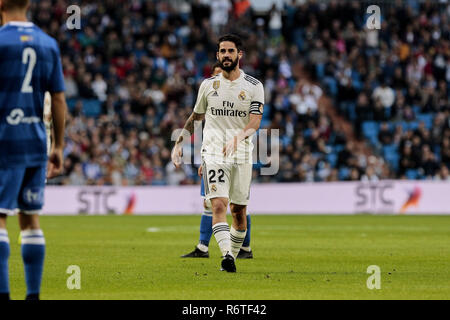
(238, 91, 246, 101)
(213, 81, 220, 90)
(211, 184, 217, 192)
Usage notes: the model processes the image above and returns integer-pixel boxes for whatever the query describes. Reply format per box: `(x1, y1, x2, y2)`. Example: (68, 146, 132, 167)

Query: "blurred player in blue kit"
(181, 63, 253, 260)
(0, 0, 67, 300)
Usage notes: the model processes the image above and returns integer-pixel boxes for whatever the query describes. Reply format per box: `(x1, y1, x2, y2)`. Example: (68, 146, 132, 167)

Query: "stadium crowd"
(29, 0, 450, 186)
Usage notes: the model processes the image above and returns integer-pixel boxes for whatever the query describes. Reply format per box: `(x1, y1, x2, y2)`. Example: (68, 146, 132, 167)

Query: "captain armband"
(249, 101, 264, 115)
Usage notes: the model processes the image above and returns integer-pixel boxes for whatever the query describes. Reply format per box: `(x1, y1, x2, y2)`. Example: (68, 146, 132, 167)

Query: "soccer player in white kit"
(172, 34, 264, 272)
(44, 92, 53, 156)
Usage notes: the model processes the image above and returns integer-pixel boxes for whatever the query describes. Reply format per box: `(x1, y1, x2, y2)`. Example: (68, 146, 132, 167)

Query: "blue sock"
(199, 210, 213, 247)
(0, 229, 10, 294)
(21, 230, 45, 296)
(242, 214, 251, 248)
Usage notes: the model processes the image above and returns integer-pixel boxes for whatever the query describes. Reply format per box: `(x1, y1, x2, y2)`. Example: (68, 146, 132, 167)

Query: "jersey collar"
(219, 69, 245, 83)
(4, 21, 34, 28)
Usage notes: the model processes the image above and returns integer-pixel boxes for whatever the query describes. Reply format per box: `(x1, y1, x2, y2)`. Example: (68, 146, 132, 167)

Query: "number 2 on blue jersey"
(21, 47, 36, 93)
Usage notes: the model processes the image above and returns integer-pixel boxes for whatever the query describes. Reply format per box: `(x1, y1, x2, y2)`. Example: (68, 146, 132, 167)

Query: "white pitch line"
(146, 226, 198, 233)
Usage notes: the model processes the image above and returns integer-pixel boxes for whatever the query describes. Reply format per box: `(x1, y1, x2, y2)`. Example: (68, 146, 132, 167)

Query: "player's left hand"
(223, 136, 238, 157)
(47, 147, 63, 179)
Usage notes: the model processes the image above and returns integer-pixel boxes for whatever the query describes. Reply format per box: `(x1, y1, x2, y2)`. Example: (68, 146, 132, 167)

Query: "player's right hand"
(47, 147, 64, 179)
(171, 144, 183, 168)
(198, 165, 203, 177)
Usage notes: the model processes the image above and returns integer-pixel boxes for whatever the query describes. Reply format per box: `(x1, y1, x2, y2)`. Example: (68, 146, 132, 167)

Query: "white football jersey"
(194, 70, 264, 164)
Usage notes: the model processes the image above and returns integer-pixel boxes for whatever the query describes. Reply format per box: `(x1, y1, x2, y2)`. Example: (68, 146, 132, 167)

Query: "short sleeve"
(249, 82, 265, 115)
(193, 80, 208, 114)
(48, 43, 65, 93)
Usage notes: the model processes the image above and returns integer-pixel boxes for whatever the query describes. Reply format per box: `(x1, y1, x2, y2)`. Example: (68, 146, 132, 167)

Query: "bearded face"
(219, 55, 239, 72)
(217, 41, 241, 72)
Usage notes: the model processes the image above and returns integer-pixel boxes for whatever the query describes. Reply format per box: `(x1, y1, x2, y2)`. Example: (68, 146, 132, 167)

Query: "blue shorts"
(200, 178, 205, 198)
(0, 165, 46, 215)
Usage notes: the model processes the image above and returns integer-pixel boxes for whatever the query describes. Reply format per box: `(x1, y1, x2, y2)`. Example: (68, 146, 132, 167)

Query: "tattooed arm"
(171, 112, 205, 168)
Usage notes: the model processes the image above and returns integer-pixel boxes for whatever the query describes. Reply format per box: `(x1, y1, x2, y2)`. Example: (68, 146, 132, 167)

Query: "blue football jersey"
(0, 21, 65, 168)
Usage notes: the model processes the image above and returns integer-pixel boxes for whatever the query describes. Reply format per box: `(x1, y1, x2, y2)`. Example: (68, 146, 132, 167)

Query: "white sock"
(196, 243, 208, 252)
(230, 226, 247, 259)
(212, 222, 231, 257)
(20, 229, 45, 245)
(0, 228, 9, 244)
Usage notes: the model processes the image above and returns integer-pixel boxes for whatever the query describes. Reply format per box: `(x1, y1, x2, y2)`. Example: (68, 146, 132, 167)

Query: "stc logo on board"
(77, 189, 137, 215)
(354, 183, 422, 214)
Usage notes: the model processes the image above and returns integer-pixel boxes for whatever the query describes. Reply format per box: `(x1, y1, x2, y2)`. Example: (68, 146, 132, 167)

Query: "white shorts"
(202, 161, 252, 206)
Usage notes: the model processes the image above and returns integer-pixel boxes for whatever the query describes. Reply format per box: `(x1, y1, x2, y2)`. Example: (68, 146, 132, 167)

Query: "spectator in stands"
(378, 122, 393, 145)
(92, 74, 108, 102)
(434, 164, 450, 181)
(361, 166, 379, 182)
(68, 163, 86, 186)
(441, 137, 450, 166)
(268, 3, 283, 39)
(399, 143, 417, 176)
(337, 142, 354, 169)
(210, 0, 231, 34)
(355, 92, 371, 138)
(421, 145, 439, 178)
(348, 168, 361, 181)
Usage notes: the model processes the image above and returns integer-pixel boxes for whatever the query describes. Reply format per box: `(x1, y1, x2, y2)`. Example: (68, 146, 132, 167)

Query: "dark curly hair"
(217, 34, 243, 52)
(1, 0, 30, 11)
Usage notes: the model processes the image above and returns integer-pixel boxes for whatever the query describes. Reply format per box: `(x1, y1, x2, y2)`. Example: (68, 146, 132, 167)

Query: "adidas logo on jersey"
(212, 91, 219, 97)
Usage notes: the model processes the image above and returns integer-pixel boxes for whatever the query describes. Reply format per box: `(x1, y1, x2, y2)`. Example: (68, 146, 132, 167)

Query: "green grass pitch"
(5, 215, 450, 300)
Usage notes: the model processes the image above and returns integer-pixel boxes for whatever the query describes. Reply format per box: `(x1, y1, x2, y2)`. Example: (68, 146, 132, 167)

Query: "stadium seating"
(416, 114, 434, 129)
(362, 121, 380, 147)
(382, 144, 400, 172)
(67, 99, 102, 117)
(326, 153, 338, 168)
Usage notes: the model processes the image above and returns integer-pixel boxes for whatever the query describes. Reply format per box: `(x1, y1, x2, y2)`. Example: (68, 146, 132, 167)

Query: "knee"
(211, 199, 227, 214)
